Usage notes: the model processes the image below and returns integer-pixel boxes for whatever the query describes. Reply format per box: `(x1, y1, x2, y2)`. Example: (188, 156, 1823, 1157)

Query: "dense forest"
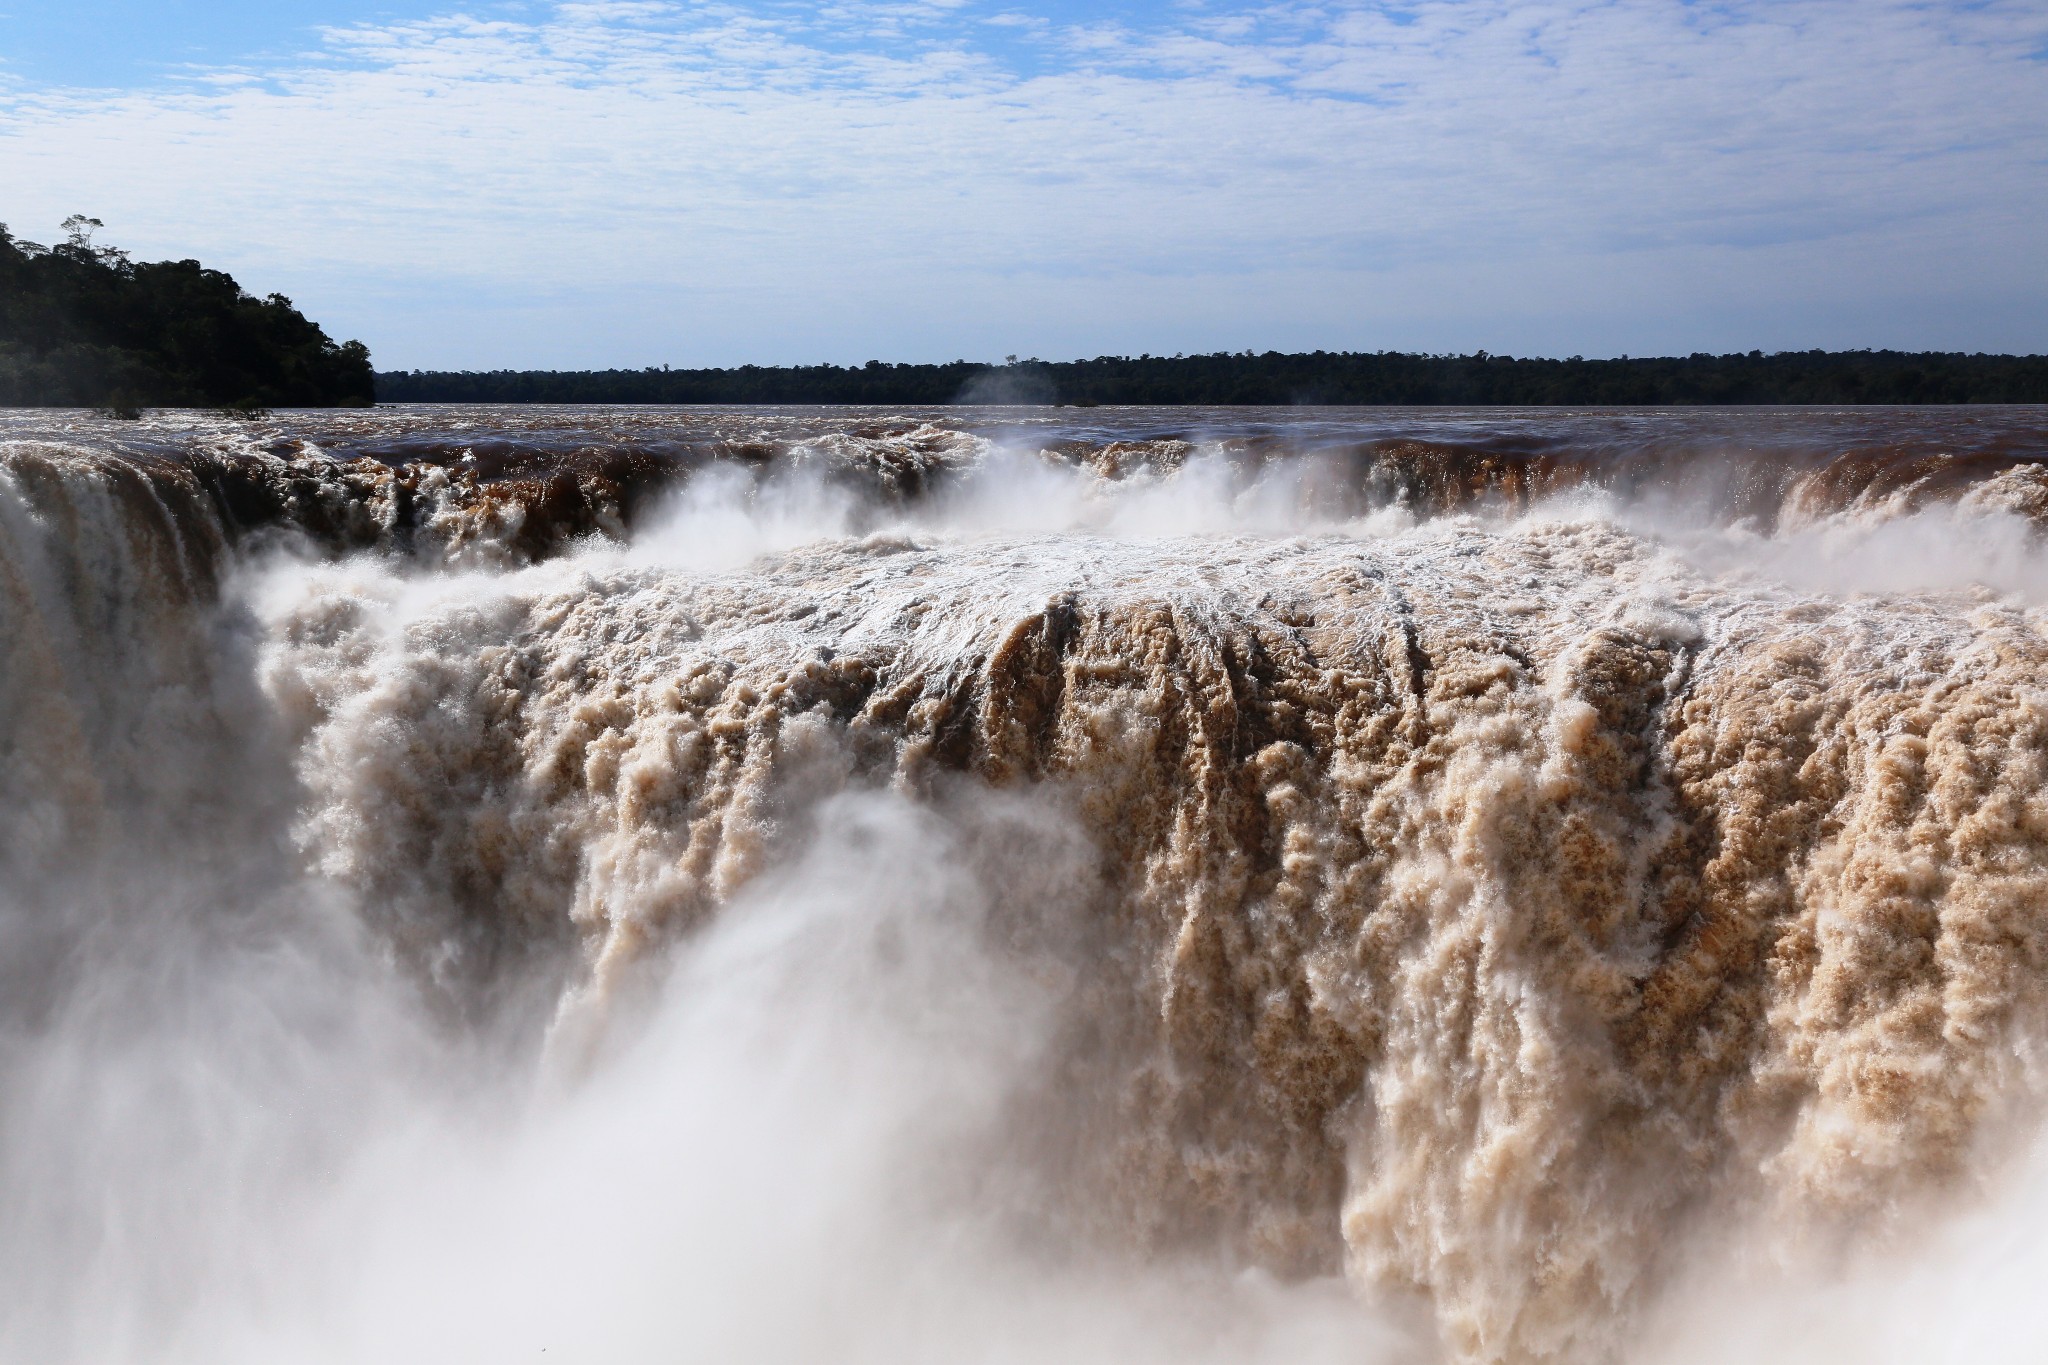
(377, 349, 2048, 407)
(0, 219, 373, 409)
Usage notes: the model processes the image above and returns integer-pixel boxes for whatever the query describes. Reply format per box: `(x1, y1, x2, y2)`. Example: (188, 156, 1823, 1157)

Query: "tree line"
(5, 219, 2039, 410)
(0, 219, 374, 409)
(376, 349, 2048, 407)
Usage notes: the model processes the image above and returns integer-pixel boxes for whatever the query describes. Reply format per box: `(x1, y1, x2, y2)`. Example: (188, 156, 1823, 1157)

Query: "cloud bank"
(1, 0, 2043, 366)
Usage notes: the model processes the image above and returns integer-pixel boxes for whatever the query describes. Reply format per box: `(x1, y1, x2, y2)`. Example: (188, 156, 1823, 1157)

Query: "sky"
(1, 0, 2044, 370)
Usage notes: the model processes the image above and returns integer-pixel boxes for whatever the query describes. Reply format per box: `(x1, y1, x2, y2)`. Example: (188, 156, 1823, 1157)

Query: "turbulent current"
(6, 404, 2048, 1363)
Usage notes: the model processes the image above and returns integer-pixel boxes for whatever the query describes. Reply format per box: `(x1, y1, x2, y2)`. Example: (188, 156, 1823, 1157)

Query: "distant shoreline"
(376, 350, 2048, 407)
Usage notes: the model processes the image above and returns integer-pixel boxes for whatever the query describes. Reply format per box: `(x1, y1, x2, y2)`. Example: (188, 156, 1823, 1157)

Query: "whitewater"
(5, 403, 2048, 1364)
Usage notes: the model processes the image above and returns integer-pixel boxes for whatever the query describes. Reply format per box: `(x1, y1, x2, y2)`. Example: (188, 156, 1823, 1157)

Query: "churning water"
(6, 403, 2048, 1363)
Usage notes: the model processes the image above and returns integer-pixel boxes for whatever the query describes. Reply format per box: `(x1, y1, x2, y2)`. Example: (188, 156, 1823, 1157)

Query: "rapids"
(5, 404, 2048, 1363)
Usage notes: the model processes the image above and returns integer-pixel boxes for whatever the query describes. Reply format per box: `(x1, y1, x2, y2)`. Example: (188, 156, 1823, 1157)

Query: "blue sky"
(1, 1, 398, 86)
(0, 0, 1157, 85)
(2, 1, 2044, 369)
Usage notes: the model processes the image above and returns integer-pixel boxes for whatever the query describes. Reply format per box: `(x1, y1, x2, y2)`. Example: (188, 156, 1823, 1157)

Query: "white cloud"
(1, 0, 2042, 366)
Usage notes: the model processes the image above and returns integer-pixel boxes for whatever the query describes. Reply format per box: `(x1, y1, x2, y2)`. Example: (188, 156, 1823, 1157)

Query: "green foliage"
(378, 360, 992, 406)
(377, 349, 2048, 407)
(0, 220, 374, 408)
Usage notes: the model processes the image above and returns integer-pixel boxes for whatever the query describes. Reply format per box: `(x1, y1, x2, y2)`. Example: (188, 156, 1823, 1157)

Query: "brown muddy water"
(5, 405, 2048, 1364)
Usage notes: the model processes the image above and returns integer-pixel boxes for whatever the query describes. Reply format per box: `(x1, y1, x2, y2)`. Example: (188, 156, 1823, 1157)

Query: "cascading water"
(5, 404, 2048, 1364)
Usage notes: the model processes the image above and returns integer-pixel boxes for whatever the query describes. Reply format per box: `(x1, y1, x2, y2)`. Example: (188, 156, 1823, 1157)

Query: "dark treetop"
(376, 350, 2048, 407)
(1, 219, 373, 410)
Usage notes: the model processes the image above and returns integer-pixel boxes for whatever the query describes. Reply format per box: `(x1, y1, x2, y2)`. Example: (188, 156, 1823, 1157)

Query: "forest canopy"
(0, 219, 373, 409)
(377, 349, 2048, 407)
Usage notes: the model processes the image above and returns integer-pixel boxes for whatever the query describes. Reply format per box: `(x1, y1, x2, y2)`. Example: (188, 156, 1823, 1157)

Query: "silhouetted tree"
(376, 349, 2048, 407)
(0, 219, 373, 408)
